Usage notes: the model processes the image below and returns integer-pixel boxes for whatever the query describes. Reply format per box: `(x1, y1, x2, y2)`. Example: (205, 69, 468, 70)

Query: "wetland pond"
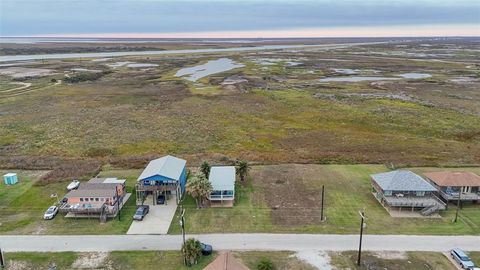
(319, 72, 432, 82)
(175, 58, 244, 82)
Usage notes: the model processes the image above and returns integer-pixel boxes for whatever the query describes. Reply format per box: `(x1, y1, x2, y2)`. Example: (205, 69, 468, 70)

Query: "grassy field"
(4, 250, 470, 269)
(0, 169, 138, 235)
(330, 251, 456, 270)
(171, 164, 480, 235)
(3, 251, 214, 270)
(1, 39, 479, 168)
(470, 252, 480, 266)
(2, 165, 480, 235)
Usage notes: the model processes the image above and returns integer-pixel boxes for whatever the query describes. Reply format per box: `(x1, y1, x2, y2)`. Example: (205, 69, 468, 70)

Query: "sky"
(1, 0, 479, 38)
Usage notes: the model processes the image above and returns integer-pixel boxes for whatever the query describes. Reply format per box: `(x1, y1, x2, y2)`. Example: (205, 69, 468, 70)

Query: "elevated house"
(135, 155, 187, 205)
(371, 170, 446, 216)
(424, 171, 480, 203)
(60, 177, 127, 221)
(208, 166, 236, 207)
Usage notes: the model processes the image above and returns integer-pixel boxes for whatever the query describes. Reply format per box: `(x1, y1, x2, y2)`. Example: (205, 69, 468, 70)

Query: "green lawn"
(3, 251, 214, 270)
(171, 164, 480, 235)
(5, 250, 468, 269)
(234, 251, 315, 270)
(329, 251, 456, 270)
(2, 165, 480, 235)
(470, 252, 480, 266)
(0, 169, 138, 235)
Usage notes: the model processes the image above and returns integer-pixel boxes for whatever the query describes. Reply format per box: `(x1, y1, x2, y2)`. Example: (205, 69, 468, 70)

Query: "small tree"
(257, 258, 275, 270)
(186, 173, 212, 208)
(182, 238, 202, 266)
(200, 161, 211, 179)
(236, 160, 251, 182)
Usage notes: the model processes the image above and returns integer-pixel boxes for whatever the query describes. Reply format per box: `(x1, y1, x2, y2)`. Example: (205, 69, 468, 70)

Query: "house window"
(416, 191, 425, 197)
(80, 198, 84, 202)
(85, 198, 89, 202)
(384, 190, 392, 196)
(95, 198, 99, 201)
(90, 198, 94, 201)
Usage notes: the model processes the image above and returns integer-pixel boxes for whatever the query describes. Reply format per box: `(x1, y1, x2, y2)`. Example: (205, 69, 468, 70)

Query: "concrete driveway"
(126, 195, 178, 235)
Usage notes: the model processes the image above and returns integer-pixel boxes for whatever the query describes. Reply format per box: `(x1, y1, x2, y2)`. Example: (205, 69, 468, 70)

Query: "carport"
(127, 194, 178, 235)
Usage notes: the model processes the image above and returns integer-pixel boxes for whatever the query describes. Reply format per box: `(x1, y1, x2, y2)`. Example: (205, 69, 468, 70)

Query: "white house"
(208, 166, 236, 207)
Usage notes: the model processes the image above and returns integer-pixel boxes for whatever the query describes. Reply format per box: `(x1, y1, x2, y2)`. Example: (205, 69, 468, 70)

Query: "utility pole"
(0, 247, 5, 268)
(116, 188, 121, 221)
(454, 191, 461, 223)
(320, 185, 325, 222)
(180, 207, 186, 265)
(357, 210, 367, 266)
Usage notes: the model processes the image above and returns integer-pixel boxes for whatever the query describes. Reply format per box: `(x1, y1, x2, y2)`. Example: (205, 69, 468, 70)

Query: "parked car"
(157, 194, 165, 205)
(133, 205, 149, 221)
(61, 197, 68, 204)
(43, 206, 59, 220)
(67, 180, 80, 191)
(200, 243, 213, 256)
(451, 248, 475, 269)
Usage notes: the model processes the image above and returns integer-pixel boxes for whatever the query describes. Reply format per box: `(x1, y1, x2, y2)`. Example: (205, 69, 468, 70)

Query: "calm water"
(0, 44, 320, 62)
(319, 76, 400, 82)
(398, 73, 432, 79)
(175, 58, 244, 82)
(0, 41, 391, 62)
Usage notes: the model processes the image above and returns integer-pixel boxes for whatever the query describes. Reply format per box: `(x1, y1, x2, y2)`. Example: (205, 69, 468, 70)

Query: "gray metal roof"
(371, 170, 437, 192)
(65, 188, 116, 198)
(208, 166, 236, 191)
(137, 155, 186, 181)
(88, 177, 126, 185)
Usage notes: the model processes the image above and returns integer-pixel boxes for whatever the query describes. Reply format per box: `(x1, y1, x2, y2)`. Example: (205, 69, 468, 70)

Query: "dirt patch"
(0, 67, 56, 78)
(72, 252, 108, 268)
(372, 251, 408, 260)
(294, 250, 333, 270)
(251, 164, 325, 226)
(6, 260, 29, 270)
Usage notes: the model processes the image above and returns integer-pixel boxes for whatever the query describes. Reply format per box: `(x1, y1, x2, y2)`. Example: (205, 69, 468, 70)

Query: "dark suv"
(133, 205, 149, 221)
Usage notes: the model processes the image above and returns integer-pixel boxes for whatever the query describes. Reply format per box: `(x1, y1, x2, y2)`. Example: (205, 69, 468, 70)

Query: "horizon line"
(3, 24, 479, 39)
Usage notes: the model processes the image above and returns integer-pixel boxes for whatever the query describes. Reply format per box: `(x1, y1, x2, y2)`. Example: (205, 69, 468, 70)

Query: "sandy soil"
(294, 250, 333, 270)
(0, 67, 56, 78)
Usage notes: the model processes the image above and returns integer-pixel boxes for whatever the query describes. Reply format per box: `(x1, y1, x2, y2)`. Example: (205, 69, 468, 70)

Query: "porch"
(208, 190, 234, 207)
(60, 193, 131, 219)
(439, 191, 480, 201)
(373, 191, 446, 217)
(135, 183, 181, 205)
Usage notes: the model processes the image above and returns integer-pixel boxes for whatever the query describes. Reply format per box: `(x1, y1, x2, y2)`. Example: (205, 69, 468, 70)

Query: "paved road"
(1, 234, 479, 252)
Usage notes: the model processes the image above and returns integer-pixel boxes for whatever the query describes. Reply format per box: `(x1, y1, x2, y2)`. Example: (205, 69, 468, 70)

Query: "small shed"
(3, 173, 18, 185)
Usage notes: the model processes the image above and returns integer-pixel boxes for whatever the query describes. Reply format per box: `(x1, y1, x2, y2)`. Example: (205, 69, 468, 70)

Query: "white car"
(67, 180, 80, 191)
(43, 206, 58, 220)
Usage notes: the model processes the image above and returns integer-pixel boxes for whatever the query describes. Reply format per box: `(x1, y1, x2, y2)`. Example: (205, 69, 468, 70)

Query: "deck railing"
(440, 191, 480, 201)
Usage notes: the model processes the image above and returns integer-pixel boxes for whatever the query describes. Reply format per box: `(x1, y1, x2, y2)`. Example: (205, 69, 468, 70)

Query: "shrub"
(181, 238, 202, 266)
(64, 71, 111, 83)
(257, 258, 275, 270)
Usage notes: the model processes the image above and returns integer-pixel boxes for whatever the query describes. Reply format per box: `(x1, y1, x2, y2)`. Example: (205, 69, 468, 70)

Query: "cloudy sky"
(1, 0, 479, 37)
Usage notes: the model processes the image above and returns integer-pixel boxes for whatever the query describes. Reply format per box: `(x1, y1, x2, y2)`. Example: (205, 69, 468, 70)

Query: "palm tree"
(236, 160, 250, 182)
(200, 161, 211, 178)
(186, 173, 212, 208)
(182, 238, 202, 266)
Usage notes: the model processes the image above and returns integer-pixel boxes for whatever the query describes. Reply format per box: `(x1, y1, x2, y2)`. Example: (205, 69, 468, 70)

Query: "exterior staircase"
(420, 204, 439, 216)
(99, 204, 107, 223)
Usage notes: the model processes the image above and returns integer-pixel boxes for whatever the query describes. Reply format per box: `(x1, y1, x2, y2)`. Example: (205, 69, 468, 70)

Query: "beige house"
(425, 171, 480, 202)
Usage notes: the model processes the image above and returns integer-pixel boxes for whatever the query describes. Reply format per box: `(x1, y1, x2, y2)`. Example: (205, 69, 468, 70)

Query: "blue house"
(135, 155, 187, 205)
